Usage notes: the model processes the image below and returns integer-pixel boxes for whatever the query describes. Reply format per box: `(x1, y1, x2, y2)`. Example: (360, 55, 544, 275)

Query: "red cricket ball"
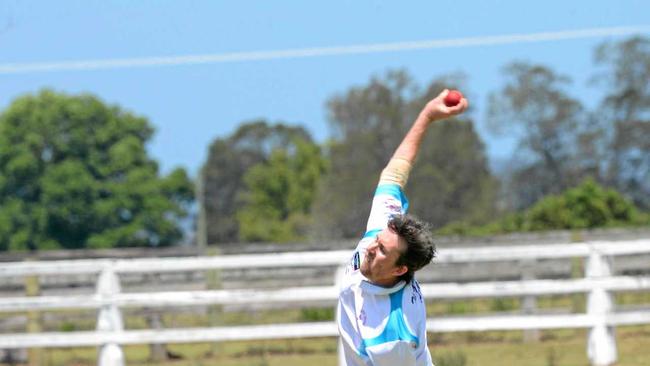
(444, 90, 463, 107)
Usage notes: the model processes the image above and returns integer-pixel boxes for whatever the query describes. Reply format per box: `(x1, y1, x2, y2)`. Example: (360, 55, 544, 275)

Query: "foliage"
(446, 301, 474, 315)
(438, 179, 648, 236)
(237, 137, 327, 242)
(202, 121, 324, 244)
(487, 36, 650, 212)
(525, 178, 643, 230)
(0, 90, 193, 251)
(300, 307, 334, 322)
(487, 62, 587, 209)
(408, 118, 498, 229)
(490, 298, 517, 312)
(60, 322, 77, 332)
(593, 36, 650, 209)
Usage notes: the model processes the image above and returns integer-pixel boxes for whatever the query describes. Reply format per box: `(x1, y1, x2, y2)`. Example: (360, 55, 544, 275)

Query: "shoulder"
(338, 253, 364, 294)
(399, 280, 427, 334)
(401, 279, 426, 314)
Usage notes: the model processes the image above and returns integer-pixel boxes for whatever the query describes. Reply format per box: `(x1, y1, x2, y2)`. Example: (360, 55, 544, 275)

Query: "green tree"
(593, 36, 650, 209)
(0, 90, 193, 251)
(237, 138, 327, 242)
(201, 121, 315, 244)
(312, 70, 497, 238)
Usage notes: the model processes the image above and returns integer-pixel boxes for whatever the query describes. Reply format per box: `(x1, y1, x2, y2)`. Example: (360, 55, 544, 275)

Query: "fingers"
(436, 89, 450, 104)
(423, 89, 468, 122)
(436, 89, 468, 109)
(449, 97, 469, 113)
(445, 96, 469, 114)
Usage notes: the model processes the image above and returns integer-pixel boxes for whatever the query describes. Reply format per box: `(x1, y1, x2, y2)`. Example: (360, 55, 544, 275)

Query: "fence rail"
(2, 276, 650, 312)
(1, 238, 649, 366)
(2, 239, 648, 278)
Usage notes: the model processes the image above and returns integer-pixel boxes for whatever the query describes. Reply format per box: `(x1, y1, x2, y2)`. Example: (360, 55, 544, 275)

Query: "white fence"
(1, 239, 650, 366)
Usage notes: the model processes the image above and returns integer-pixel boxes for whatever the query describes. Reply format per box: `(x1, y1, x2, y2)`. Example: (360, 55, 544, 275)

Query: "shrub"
(300, 307, 334, 321)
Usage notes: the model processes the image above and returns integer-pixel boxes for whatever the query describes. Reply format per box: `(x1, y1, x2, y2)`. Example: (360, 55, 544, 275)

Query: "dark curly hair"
(388, 214, 436, 283)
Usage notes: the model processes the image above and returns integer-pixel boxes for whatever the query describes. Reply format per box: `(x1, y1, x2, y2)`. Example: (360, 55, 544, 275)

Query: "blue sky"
(1, 1, 649, 176)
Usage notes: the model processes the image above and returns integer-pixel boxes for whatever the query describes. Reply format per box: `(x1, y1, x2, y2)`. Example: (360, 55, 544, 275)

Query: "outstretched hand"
(421, 89, 469, 122)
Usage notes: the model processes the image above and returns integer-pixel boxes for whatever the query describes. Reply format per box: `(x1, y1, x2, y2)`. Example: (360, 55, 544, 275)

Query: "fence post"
(25, 272, 43, 366)
(146, 309, 170, 362)
(585, 247, 616, 366)
(205, 247, 223, 357)
(521, 258, 539, 342)
(96, 264, 125, 366)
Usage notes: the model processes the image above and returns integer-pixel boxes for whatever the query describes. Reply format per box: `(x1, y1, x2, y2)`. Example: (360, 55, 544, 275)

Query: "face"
(360, 226, 408, 286)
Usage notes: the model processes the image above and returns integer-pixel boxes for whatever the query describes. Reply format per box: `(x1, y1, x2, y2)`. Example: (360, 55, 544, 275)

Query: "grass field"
(25, 324, 650, 366)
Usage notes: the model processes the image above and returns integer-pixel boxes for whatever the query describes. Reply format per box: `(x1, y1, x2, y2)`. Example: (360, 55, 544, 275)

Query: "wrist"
(419, 110, 439, 124)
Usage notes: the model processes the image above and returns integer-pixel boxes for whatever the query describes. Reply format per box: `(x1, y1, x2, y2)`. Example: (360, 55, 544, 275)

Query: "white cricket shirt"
(337, 183, 433, 366)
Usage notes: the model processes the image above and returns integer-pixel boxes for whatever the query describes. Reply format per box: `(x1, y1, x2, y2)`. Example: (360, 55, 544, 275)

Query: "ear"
(393, 265, 408, 277)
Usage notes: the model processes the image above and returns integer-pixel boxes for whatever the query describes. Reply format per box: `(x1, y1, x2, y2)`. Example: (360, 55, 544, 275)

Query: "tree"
(593, 36, 650, 209)
(487, 62, 587, 209)
(237, 137, 326, 242)
(311, 70, 497, 239)
(0, 90, 194, 251)
(201, 121, 315, 244)
(408, 118, 498, 228)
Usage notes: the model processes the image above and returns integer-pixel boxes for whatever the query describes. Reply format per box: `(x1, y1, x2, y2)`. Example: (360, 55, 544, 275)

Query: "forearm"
(378, 112, 432, 188)
(378, 89, 467, 188)
(392, 112, 432, 163)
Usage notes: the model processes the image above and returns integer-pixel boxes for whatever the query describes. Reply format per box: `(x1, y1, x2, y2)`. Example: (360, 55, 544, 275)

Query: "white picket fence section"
(1, 239, 650, 366)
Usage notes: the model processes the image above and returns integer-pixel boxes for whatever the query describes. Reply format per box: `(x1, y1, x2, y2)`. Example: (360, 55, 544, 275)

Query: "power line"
(1, 25, 649, 75)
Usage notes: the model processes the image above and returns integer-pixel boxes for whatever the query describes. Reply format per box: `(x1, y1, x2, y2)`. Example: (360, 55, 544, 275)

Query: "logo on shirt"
(384, 199, 401, 213)
(410, 281, 423, 304)
(358, 309, 367, 325)
(351, 251, 360, 271)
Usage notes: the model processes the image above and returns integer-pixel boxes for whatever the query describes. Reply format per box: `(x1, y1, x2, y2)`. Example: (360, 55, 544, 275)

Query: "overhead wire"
(1, 25, 649, 74)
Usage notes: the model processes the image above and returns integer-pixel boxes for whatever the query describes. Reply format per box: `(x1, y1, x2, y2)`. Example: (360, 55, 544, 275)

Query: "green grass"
(20, 325, 650, 366)
(424, 291, 650, 318)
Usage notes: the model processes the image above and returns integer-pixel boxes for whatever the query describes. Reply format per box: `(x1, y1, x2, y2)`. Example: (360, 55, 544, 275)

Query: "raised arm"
(378, 89, 469, 188)
(362, 89, 468, 238)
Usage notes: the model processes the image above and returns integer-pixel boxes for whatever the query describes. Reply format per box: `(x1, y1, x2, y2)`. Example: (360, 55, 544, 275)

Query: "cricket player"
(337, 89, 468, 365)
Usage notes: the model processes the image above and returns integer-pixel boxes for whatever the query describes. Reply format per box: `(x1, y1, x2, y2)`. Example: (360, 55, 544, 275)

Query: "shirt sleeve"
(356, 183, 409, 252)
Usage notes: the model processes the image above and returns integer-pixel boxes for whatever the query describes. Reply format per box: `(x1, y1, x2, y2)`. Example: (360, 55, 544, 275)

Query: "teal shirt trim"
(362, 184, 409, 240)
(358, 287, 419, 356)
(362, 228, 382, 239)
(374, 184, 409, 213)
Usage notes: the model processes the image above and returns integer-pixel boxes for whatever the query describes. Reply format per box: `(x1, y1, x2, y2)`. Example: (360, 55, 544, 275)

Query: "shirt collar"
(359, 278, 406, 295)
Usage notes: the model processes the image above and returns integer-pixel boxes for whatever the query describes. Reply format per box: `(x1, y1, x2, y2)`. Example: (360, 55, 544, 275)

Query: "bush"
(526, 179, 640, 230)
(490, 298, 517, 312)
(300, 307, 334, 321)
(59, 322, 76, 332)
(436, 179, 648, 235)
